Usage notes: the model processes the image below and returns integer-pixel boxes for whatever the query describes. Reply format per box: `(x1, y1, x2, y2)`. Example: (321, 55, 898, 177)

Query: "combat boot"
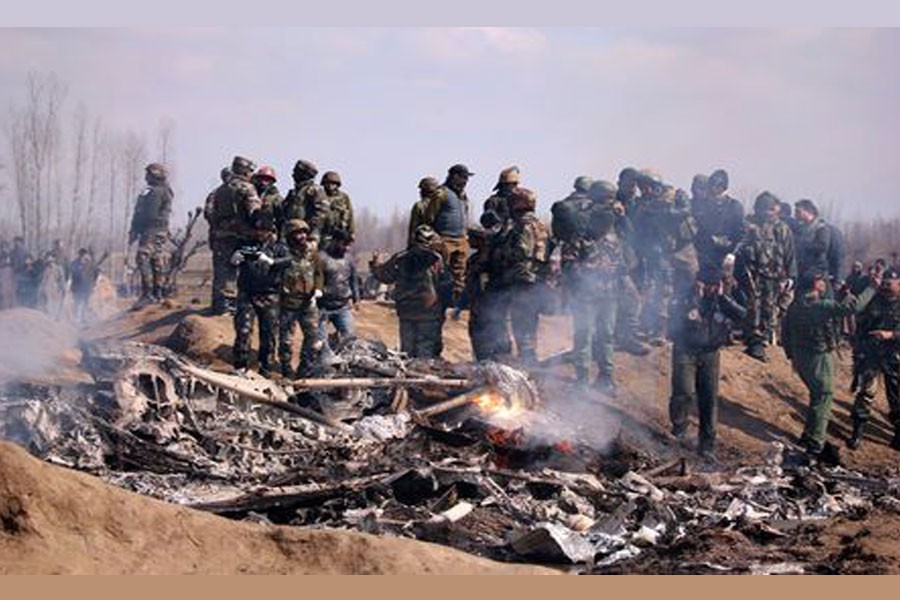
(744, 343, 768, 363)
(847, 419, 865, 450)
(574, 365, 589, 388)
(594, 374, 618, 397)
(618, 337, 651, 356)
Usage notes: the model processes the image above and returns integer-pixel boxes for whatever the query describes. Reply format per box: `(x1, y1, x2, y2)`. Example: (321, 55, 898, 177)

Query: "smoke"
(0, 308, 82, 384)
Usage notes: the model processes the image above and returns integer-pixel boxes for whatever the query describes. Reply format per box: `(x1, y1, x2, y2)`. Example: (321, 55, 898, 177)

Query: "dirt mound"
(0, 441, 553, 574)
(167, 312, 234, 365)
(0, 308, 87, 385)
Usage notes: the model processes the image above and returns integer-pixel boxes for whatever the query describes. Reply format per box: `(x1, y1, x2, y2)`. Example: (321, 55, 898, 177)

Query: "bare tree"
(157, 117, 175, 167)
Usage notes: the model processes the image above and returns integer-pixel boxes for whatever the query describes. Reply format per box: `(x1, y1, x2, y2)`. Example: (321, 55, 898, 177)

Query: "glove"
(257, 253, 274, 267)
(313, 289, 323, 300)
(782, 278, 794, 293)
(722, 253, 736, 270)
(711, 235, 730, 248)
(230, 251, 244, 266)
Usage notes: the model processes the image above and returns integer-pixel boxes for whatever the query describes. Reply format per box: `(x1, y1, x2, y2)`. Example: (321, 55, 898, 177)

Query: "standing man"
(430, 163, 474, 304)
(70, 248, 99, 324)
(793, 199, 832, 289)
(482, 166, 521, 231)
(693, 169, 744, 274)
(128, 163, 173, 306)
(204, 166, 235, 314)
(408, 177, 444, 246)
(371, 225, 449, 359)
(783, 271, 876, 460)
(668, 265, 747, 459)
(848, 268, 900, 450)
(737, 191, 797, 362)
(280, 160, 322, 237)
(0, 240, 15, 310)
(251, 166, 283, 240)
(319, 171, 355, 246)
(615, 167, 642, 218)
(463, 225, 495, 361)
(317, 230, 359, 351)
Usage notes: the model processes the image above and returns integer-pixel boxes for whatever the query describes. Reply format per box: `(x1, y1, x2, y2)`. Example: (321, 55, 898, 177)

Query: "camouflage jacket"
(693, 195, 745, 266)
(483, 191, 511, 228)
(372, 245, 447, 321)
(783, 286, 875, 357)
(633, 201, 696, 270)
(493, 213, 550, 287)
(256, 184, 283, 241)
(210, 177, 263, 243)
(276, 245, 325, 310)
(129, 183, 173, 239)
(737, 215, 797, 281)
(323, 191, 355, 241)
(563, 232, 626, 298)
(407, 198, 432, 246)
(855, 290, 900, 360)
(795, 218, 832, 281)
(280, 180, 322, 234)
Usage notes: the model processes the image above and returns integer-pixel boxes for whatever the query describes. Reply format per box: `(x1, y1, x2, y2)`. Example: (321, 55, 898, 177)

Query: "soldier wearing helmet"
(616, 167, 641, 217)
(491, 187, 550, 365)
(370, 224, 450, 358)
(408, 177, 445, 247)
(128, 162, 173, 306)
(319, 170, 355, 246)
(251, 166, 283, 242)
(482, 166, 521, 230)
(204, 165, 237, 313)
(736, 191, 797, 362)
(280, 159, 326, 238)
(693, 168, 745, 275)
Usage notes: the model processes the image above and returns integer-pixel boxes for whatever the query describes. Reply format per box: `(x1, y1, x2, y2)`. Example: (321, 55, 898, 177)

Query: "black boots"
(847, 419, 865, 450)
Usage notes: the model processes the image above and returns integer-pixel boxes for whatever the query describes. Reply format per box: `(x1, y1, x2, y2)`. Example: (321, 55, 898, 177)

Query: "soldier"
(668, 265, 747, 459)
(230, 235, 282, 377)
(429, 163, 474, 304)
(783, 271, 876, 460)
(319, 171, 355, 246)
(0, 240, 15, 310)
(37, 250, 66, 319)
(550, 176, 594, 267)
(128, 163, 172, 306)
(482, 166, 521, 230)
(371, 225, 449, 359)
(846, 261, 868, 296)
(408, 177, 443, 246)
(70, 248, 99, 324)
(250, 166, 282, 237)
(317, 229, 359, 351)
(793, 199, 832, 288)
(203, 166, 235, 314)
(493, 188, 550, 365)
(615, 167, 641, 218)
(278, 219, 325, 379)
(779, 200, 801, 236)
(693, 169, 745, 274)
(566, 201, 627, 393)
(848, 268, 900, 450)
(463, 226, 494, 361)
(737, 191, 797, 362)
(281, 160, 324, 237)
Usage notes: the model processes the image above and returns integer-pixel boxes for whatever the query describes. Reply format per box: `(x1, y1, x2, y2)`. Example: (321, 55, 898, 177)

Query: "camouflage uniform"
(737, 193, 797, 360)
(482, 166, 521, 232)
(233, 240, 284, 375)
(463, 227, 495, 361)
(408, 177, 443, 246)
(795, 216, 833, 287)
(203, 168, 235, 312)
(129, 164, 173, 301)
(849, 274, 900, 449)
(280, 160, 325, 238)
(493, 189, 549, 365)
(372, 226, 449, 359)
(783, 277, 875, 454)
(320, 171, 355, 246)
(278, 241, 325, 379)
(668, 269, 746, 455)
(693, 172, 745, 275)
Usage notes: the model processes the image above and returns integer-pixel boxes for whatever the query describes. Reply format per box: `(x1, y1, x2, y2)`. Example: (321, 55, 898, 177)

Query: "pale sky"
(1, 27, 898, 223)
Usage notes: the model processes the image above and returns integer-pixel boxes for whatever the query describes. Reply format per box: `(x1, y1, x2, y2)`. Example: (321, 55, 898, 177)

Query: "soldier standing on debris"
(693, 169, 745, 274)
(280, 160, 324, 237)
(736, 192, 797, 362)
(371, 225, 449, 359)
(408, 177, 444, 246)
(250, 166, 283, 240)
(319, 171, 355, 247)
(482, 166, 521, 230)
(204, 166, 236, 314)
(278, 219, 325, 379)
(317, 230, 359, 351)
(782, 271, 876, 460)
(493, 188, 550, 366)
(847, 268, 900, 450)
(668, 265, 747, 459)
(564, 186, 628, 393)
(429, 164, 474, 304)
(128, 163, 173, 306)
(70, 248, 99, 324)
(462, 226, 495, 360)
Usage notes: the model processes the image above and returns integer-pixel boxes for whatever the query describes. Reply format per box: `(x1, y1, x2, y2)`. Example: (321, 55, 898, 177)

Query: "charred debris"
(2, 339, 900, 574)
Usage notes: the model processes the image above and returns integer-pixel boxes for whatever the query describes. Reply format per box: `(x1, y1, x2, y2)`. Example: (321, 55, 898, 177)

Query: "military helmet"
(255, 166, 277, 182)
(709, 169, 729, 190)
(498, 166, 521, 185)
(573, 176, 594, 193)
(754, 191, 780, 213)
(285, 219, 310, 236)
(617, 167, 640, 184)
(292, 159, 318, 180)
(145, 162, 167, 181)
(588, 180, 617, 202)
(418, 176, 440, 193)
(508, 187, 537, 212)
(232, 156, 256, 176)
(322, 171, 342, 185)
(413, 224, 438, 246)
(638, 168, 663, 186)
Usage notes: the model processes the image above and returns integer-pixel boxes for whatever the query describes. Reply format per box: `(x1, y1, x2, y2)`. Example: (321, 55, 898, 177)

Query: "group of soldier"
(128, 155, 900, 464)
(0, 236, 101, 323)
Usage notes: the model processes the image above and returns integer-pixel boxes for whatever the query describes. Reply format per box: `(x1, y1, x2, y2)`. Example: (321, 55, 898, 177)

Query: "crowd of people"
(128, 157, 900, 464)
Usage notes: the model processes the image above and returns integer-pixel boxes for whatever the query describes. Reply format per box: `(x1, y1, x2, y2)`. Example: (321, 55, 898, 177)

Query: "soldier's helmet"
(588, 180, 617, 203)
(292, 159, 318, 181)
(255, 166, 277, 182)
(508, 187, 537, 213)
(418, 176, 440, 194)
(145, 162, 167, 182)
(754, 191, 780, 214)
(573, 176, 594, 193)
(617, 167, 640, 185)
(322, 171, 342, 186)
(285, 219, 310, 237)
(413, 224, 439, 247)
(709, 169, 729, 190)
(231, 156, 256, 177)
(883, 267, 900, 282)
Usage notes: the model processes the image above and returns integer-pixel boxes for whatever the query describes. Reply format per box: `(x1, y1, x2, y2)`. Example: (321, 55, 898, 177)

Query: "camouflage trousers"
(474, 288, 514, 361)
(440, 236, 470, 303)
(572, 296, 618, 381)
(793, 351, 835, 453)
(640, 266, 672, 339)
(508, 283, 543, 365)
(210, 236, 239, 312)
(233, 292, 280, 373)
(279, 301, 320, 377)
(745, 277, 783, 348)
(136, 232, 170, 298)
(669, 344, 721, 452)
(851, 351, 900, 429)
(614, 274, 642, 343)
(399, 317, 443, 359)
(468, 304, 494, 362)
